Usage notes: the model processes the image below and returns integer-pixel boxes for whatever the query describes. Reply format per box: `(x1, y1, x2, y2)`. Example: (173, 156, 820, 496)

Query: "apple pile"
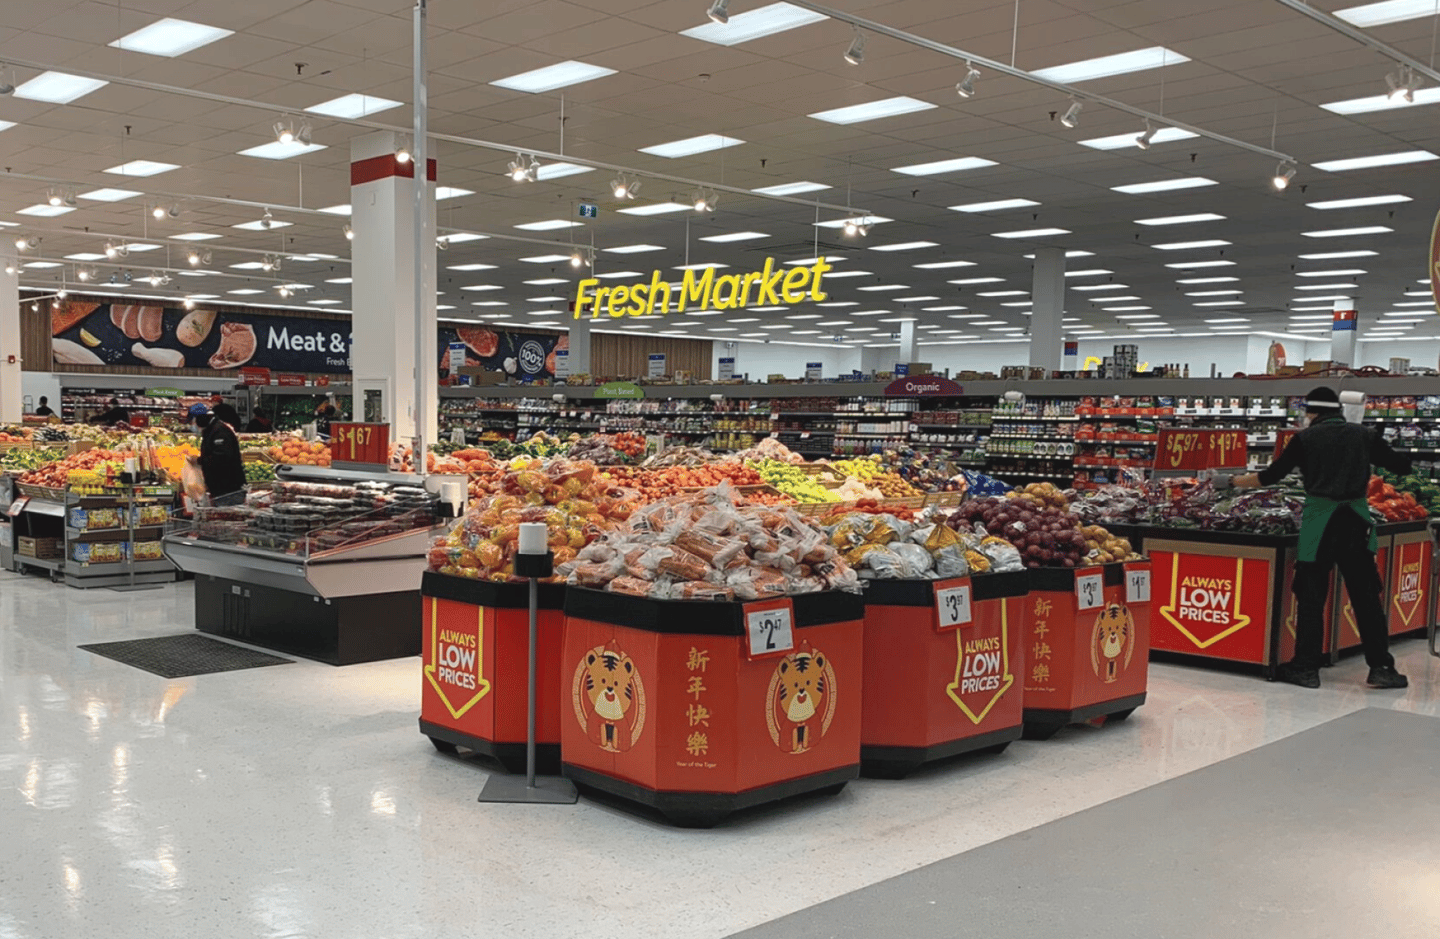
(946, 482, 1132, 570)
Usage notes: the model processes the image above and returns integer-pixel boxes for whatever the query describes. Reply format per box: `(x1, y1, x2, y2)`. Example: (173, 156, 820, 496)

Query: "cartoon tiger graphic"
(571, 642, 646, 753)
(1090, 603, 1136, 684)
(766, 641, 838, 754)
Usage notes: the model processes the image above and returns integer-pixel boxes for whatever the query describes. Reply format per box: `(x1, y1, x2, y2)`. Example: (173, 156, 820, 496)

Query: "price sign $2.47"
(746, 603, 795, 657)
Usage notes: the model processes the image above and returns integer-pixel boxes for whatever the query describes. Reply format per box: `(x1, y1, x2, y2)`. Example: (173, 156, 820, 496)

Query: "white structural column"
(0, 260, 19, 422)
(1029, 247, 1065, 373)
(350, 131, 438, 441)
(898, 320, 917, 366)
(566, 313, 592, 379)
(1331, 297, 1357, 367)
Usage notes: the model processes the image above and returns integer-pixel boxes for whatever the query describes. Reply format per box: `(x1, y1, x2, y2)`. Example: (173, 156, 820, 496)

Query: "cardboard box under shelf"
(18, 536, 61, 559)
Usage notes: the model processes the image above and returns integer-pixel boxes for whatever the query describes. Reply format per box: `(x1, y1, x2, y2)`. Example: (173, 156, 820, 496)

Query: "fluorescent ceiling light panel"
(1079, 127, 1198, 150)
(699, 231, 769, 242)
(462, 285, 503, 291)
(949, 277, 1005, 285)
(16, 204, 73, 217)
(751, 181, 829, 195)
(1072, 283, 1128, 291)
(1166, 260, 1236, 269)
(785, 256, 844, 265)
(1114, 313, 1159, 318)
(78, 188, 142, 202)
(1206, 318, 1250, 323)
(441, 233, 487, 244)
(1090, 296, 1141, 302)
(326, 277, 353, 284)
(1066, 269, 1114, 277)
(305, 93, 403, 118)
(1177, 276, 1238, 284)
(1031, 46, 1189, 83)
(232, 219, 293, 230)
(491, 61, 616, 93)
(170, 231, 221, 241)
(229, 261, 265, 270)
(1186, 289, 1244, 296)
(914, 260, 976, 269)
(238, 141, 327, 160)
(820, 271, 873, 278)
(1152, 239, 1231, 250)
(525, 278, 569, 286)
(448, 263, 497, 271)
(527, 296, 567, 303)
(436, 187, 473, 200)
(618, 202, 693, 216)
(949, 199, 1038, 213)
(1296, 269, 1367, 277)
(808, 96, 937, 125)
(64, 253, 106, 261)
(604, 244, 666, 254)
(124, 243, 161, 252)
(815, 215, 891, 229)
(1136, 213, 1226, 226)
(316, 204, 352, 216)
(978, 290, 1028, 297)
(1312, 150, 1438, 172)
(992, 228, 1070, 238)
(1306, 195, 1413, 210)
(857, 284, 908, 291)
(513, 219, 583, 231)
(310, 299, 344, 306)
(639, 134, 744, 158)
(22, 261, 61, 268)
(15, 71, 108, 103)
(869, 241, 939, 252)
(104, 160, 179, 177)
(892, 156, 997, 176)
(1111, 176, 1217, 194)
(1302, 226, 1393, 237)
(227, 289, 263, 295)
(1335, 0, 1440, 28)
(680, 2, 828, 46)
(110, 17, 233, 57)
(895, 296, 940, 302)
(674, 262, 728, 270)
(1321, 88, 1440, 114)
(532, 162, 594, 181)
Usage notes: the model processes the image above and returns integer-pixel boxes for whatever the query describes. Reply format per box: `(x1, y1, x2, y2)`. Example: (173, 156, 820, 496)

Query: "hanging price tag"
(745, 600, 795, 658)
(1126, 568, 1151, 603)
(7, 496, 29, 517)
(1076, 570, 1104, 611)
(934, 578, 973, 631)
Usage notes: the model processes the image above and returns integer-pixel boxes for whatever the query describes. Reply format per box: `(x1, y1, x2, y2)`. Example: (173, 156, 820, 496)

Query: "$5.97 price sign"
(1155, 428, 1249, 471)
(745, 599, 796, 659)
(934, 578, 974, 631)
(330, 422, 390, 466)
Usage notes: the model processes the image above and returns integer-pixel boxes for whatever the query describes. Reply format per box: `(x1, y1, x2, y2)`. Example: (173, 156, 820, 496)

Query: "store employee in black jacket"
(186, 403, 246, 502)
(1230, 386, 1409, 690)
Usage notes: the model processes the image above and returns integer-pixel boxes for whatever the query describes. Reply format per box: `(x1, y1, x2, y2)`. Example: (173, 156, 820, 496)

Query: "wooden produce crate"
(18, 536, 62, 559)
(17, 483, 67, 501)
(0, 439, 33, 453)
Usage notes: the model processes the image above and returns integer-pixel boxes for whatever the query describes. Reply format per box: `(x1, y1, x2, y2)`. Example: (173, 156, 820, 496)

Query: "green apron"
(1297, 495, 1377, 563)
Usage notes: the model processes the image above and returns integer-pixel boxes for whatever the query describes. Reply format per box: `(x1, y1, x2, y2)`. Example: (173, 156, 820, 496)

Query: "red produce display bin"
(1337, 521, 1432, 651)
(859, 571, 1028, 778)
(418, 572, 566, 773)
(1021, 561, 1152, 740)
(560, 588, 864, 828)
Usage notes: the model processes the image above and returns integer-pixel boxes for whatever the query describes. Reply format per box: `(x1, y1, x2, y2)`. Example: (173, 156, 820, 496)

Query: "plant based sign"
(573, 258, 831, 319)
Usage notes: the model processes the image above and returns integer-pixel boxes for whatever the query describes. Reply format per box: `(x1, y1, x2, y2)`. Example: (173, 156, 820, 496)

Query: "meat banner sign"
(49, 301, 353, 373)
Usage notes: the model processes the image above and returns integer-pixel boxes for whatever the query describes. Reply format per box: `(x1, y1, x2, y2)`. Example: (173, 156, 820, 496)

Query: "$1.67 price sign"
(1076, 570, 1105, 611)
(745, 599, 796, 659)
(330, 422, 390, 466)
(934, 578, 974, 631)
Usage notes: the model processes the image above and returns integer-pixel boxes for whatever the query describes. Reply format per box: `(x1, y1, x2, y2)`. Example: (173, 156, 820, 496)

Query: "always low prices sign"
(1150, 550, 1273, 663)
(573, 257, 831, 319)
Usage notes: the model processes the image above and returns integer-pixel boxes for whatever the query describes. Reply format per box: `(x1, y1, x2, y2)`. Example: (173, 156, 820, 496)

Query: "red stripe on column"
(350, 155, 439, 186)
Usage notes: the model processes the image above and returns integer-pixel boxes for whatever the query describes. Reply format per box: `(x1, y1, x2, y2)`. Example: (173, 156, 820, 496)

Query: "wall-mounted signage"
(572, 257, 831, 319)
(884, 376, 962, 397)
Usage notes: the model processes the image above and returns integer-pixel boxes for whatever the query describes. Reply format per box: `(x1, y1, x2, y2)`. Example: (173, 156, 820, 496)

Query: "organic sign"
(572, 257, 831, 319)
(883, 376, 962, 397)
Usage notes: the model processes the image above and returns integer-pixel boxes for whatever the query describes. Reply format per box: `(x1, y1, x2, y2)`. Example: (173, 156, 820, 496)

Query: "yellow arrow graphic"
(945, 601, 1014, 725)
(1159, 555, 1251, 649)
(423, 598, 492, 720)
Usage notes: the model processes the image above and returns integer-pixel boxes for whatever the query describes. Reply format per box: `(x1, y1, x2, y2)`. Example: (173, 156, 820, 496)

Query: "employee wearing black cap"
(1230, 386, 1409, 689)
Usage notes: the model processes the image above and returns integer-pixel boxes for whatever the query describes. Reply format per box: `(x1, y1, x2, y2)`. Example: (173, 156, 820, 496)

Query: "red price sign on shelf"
(1274, 429, 1298, 456)
(1155, 428, 1249, 471)
(331, 422, 390, 466)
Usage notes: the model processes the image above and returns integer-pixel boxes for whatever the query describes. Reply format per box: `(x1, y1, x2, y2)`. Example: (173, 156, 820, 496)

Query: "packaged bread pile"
(824, 511, 1023, 580)
(427, 458, 641, 582)
(560, 483, 860, 600)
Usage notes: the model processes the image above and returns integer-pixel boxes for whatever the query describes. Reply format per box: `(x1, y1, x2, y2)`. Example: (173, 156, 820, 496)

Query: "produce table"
(418, 572, 565, 773)
(859, 571, 1028, 778)
(1335, 519, 1432, 652)
(560, 587, 864, 828)
(1021, 561, 1152, 739)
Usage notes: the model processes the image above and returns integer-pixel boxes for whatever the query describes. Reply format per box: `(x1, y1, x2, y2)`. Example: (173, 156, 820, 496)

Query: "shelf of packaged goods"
(835, 410, 915, 417)
(1076, 438, 1156, 445)
(912, 423, 992, 430)
(834, 432, 910, 439)
(989, 415, 1080, 422)
(987, 434, 1077, 442)
(66, 524, 166, 541)
(64, 403, 187, 412)
(772, 411, 839, 417)
(1074, 461, 1150, 470)
(1365, 417, 1440, 424)
(1393, 446, 1440, 453)
(68, 559, 176, 576)
(988, 454, 1074, 462)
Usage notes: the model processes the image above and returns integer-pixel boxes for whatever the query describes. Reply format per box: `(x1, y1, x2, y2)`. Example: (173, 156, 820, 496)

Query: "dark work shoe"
(1367, 666, 1409, 689)
(1275, 664, 1321, 689)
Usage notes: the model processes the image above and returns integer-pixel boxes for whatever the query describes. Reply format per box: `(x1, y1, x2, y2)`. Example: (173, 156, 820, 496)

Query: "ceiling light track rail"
(1270, 0, 1440, 85)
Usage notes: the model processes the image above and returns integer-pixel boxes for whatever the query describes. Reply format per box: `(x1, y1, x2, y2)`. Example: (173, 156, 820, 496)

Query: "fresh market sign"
(573, 257, 831, 319)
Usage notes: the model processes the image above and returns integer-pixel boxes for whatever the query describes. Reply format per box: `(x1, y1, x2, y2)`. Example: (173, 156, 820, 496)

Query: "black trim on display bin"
(1022, 692, 1147, 740)
(419, 718, 560, 775)
(420, 571, 566, 609)
(562, 587, 864, 635)
(861, 725, 1021, 779)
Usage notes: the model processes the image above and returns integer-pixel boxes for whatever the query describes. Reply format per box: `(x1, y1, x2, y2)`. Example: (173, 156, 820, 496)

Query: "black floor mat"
(79, 633, 294, 678)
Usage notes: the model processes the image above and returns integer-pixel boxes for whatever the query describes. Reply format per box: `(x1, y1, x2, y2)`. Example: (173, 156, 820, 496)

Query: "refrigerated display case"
(163, 465, 455, 664)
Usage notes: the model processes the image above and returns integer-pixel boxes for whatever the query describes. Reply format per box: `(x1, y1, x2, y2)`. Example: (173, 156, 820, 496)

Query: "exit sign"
(331, 422, 390, 467)
(578, 203, 598, 218)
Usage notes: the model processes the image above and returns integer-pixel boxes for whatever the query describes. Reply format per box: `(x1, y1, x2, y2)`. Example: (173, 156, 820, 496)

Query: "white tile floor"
(3, 570, 1437, 939)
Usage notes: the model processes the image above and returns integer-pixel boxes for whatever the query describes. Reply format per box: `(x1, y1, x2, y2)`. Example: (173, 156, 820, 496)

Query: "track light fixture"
(507, 152, 539, 183)
(1385, 63, 1423, 103)
(47, 189, 63, 207)
(295, 119, 312, 146)
(396, 137, 412, 164)
(3, 262, 13, 276)
(570, 250, 584, 268)
(343, 224, 354, 241)
(0, 65, 13, 96)
(843, 28, 866, 66)
(57, 287, 67, 299)
(15, 235, 38, 251)
(842, 217, 871, 237)
(956, 63, 980, 98)
(273, 116, 295, 145)
(611, 173, 640, 200)
(77, 267, 90, 281)
(692, 188, 718, 212)
(1136, 120, 1157, 150)
(145, 271, 170, 287)
(152, 204, 167, 220)
(1272, 161, 1297, 191)
(31, 302, 38, 312)
(1060, 98, 1083, 129)
(707, 0, 730, 24)
(187, 249, 201, 266)
(437, 236, 449, 251)
(184, 297, 196, 309)
(260, 208, 274, 230)
(63, 190, 76, 207)
(277, 285, 292, 298)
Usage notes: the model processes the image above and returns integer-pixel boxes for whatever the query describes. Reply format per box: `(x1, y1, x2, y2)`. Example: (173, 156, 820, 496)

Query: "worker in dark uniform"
(314, 397, 338, 438)
(185, 403, 246, 503)
(89, 397, 131, 426)
(209, 394, 242, 429)
(33, 396, 54, 418)
(1231, 386, 1409, 690)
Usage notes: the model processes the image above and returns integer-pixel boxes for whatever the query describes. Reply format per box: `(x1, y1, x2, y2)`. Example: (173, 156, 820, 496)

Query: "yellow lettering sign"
(571, 257, 828, 318)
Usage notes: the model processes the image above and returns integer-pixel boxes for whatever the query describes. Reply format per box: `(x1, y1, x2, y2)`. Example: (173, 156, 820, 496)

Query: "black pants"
(1291, 506, 1394, 670)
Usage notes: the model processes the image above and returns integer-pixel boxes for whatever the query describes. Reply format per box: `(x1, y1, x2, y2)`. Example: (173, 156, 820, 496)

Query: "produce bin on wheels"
(859, 571, 1028, 778)
(1021, 561, 1152, 740)
(418, 571, 565, 773)
(560, 588, 864, 827)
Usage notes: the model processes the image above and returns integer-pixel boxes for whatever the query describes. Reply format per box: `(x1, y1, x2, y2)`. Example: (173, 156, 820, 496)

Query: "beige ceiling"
(2, 0, 1438, 348)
